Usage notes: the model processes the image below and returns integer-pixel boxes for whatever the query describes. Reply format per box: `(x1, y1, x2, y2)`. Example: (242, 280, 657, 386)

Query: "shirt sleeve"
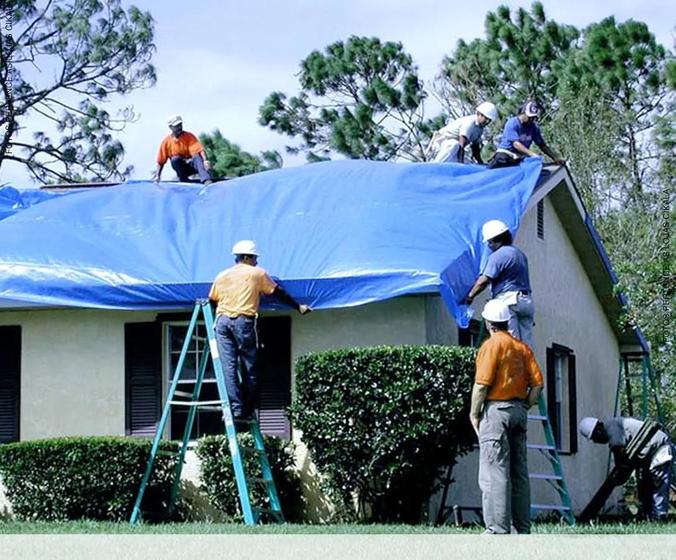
(458, 118, 474, 140)
(481, 251, 502, 280)
(524, 346, 544, 387)
(533, 123, 544, 146)
(475, 340, 498, 387)
(259, 270, 278, 296)
(157, 138, 168, 165)
(186, 133, 205, 157)
(605, 418, 626, 449)
(208, 281, 219, 302)
(502, 118, 520, 147)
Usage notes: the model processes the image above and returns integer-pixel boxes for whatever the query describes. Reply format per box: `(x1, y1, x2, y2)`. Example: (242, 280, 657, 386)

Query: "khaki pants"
(479, 400, 531, 534)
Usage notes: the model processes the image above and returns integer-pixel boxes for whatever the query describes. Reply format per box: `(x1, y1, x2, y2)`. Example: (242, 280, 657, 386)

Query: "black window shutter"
(256, 316, 291, 439)
(125, 322, 162, 437)
(0, 326, 21, 443)
(568, 352, 578, 454)
(546, 347, 559, 447)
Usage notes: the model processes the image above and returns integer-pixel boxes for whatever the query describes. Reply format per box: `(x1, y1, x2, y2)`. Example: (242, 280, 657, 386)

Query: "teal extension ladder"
(130, 299, 283, 525)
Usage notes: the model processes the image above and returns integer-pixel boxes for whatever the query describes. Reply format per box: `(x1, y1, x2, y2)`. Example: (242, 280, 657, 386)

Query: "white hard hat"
(579, 417, 599, 440)
(232, 240, 259, 256)
(167, 114, 183, 127)
(481, 299, 511, 323)
(482, 219, 510, 242)
(476, 101, 498, 122)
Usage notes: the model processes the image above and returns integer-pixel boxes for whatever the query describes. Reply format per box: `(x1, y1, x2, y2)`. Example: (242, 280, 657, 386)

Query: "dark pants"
(636, 457, 673, 521)
(487, 152, 522, 170)
(215, 315, 258, 417)
(170, 155, 212, 183)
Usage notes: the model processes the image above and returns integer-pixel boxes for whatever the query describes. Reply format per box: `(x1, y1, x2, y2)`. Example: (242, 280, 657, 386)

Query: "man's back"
(439, 115, 483, 144)
(475, 331, 543, 401)
(604, 417, 670, 461)
(483, 245, 531, 297)
(209, 263, 277, 318)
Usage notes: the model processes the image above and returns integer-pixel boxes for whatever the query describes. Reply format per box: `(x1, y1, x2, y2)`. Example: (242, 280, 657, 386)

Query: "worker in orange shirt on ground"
(153, 115, 213, 185)
(469, 299, 544, 535)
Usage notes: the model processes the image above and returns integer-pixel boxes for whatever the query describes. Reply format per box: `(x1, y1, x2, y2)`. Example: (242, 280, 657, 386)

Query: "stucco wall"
(289, 297, 427, 520)
(0, 309, 157, 440)
(428, 194, 621, 517)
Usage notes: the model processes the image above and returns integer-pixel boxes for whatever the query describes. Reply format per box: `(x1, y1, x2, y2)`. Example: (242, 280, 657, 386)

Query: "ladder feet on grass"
(129, 299, 284, 525)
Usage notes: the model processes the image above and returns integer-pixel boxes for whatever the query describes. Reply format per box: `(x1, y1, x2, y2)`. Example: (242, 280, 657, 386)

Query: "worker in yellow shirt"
(209, 240, 311, 420)
(153, 115, 213, 185)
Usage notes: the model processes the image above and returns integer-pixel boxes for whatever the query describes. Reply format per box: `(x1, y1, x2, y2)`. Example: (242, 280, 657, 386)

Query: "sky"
(2, 0, 674, 186)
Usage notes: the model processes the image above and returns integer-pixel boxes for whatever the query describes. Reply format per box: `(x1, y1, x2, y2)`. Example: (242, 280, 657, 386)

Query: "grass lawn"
(1, 519, 675, 534)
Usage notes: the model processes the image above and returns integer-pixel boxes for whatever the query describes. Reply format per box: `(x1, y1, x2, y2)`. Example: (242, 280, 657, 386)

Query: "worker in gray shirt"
(463, 219, 534, 347)
(579, 416, 673, 521)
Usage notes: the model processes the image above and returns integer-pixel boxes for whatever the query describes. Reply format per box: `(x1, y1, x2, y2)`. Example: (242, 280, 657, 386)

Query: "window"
(546, 344, 577, 454)
(537, 200, 544, 239)
(458, 318, 484, 348)
(164, 321, 222, 440)
(0, 326, 21, 443)
(125, 316, 292, 440)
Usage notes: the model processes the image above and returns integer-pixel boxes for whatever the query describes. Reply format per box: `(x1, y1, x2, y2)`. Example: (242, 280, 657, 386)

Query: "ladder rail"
(166, 340, 212, 517)
(531, 395, 575, 525)
(130, 303, 201, 524)
(130, 300, 284, 526)
(200, 299, 257, 525)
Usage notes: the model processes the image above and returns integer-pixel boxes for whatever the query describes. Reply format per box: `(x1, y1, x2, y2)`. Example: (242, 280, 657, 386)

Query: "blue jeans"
(215, 315, 258, 417)
(170, 155, 212, 183)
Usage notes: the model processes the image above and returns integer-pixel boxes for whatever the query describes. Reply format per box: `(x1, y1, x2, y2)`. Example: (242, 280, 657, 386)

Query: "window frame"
(546, 343, 578, 455)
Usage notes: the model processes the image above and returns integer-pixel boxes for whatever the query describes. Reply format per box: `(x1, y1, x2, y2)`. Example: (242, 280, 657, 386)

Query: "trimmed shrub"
(195, 434, 304, 522)
(291, 344, 476, 523)
(0, 436, 179, 521)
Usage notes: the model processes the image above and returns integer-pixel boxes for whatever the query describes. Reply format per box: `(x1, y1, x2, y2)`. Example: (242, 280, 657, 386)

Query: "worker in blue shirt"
(487, 101, 565, 169)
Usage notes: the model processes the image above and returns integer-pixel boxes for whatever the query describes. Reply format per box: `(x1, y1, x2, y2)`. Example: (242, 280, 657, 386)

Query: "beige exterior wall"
(0, 194, 623, 519)
(0, 309, 157, 440)
(289, 297, 427, 521)
(429, 195, 621, 516)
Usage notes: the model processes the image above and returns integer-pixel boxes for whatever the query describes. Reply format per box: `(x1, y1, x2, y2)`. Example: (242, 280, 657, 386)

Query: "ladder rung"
(247, 477, 272, 486)
(528, 414, 548, 421)
(529, 473, 563, 480)
(168, 399, 227, 407)
(527, 443, 556, 451)
(531, 503, 572, 511)
(157, 450, 178, 457)
(252, 507, 284, 519)
(174, 390, 193, 398)
(241, 447, 264, 456)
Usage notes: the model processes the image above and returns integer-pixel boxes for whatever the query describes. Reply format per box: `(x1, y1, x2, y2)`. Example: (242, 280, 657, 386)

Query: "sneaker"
(203, 179, 213, 186)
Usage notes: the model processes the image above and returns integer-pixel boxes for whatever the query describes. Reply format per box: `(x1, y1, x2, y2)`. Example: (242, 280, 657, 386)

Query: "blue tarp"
(0, 158, 542, 327)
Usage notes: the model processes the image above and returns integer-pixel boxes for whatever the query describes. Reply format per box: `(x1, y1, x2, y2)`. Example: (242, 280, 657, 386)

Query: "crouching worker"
(579, 416, 674, 521)
(209, 240, 311, 420)
(153, 114, 213, 185)
(487, 101, 564, 169)
(427, 102, 498, 164)
(470, 299, 544, 534)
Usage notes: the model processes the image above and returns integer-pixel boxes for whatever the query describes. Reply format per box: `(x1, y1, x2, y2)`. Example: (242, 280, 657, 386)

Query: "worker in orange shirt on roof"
(152, 115, 213, 185)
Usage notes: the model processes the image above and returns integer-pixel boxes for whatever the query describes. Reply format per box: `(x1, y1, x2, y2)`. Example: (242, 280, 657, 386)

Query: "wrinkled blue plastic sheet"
(0, 158, 542, 327)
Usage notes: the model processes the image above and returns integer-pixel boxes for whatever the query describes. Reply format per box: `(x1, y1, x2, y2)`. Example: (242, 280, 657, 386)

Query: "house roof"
(0, 159, 543, 328)
(0, 159, 647, 351)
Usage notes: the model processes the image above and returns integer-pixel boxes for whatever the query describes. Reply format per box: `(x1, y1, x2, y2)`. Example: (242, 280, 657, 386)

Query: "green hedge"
(291, 345, 476, 523)
(0, 437, 178, 521)
(195, 434, 304, 522)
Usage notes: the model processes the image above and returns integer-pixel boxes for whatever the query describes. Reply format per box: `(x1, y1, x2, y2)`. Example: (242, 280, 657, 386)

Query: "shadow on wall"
(0, 476, 13, 520)
(294, 434, 335, 522)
